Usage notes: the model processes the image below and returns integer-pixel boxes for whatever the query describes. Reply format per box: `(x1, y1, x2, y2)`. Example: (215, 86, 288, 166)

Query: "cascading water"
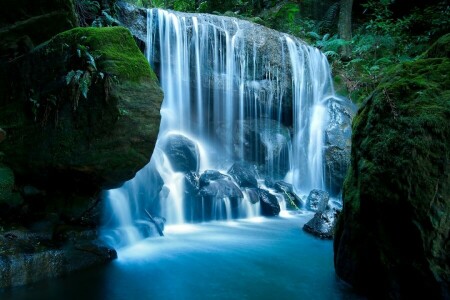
(102, 8, 342, 248)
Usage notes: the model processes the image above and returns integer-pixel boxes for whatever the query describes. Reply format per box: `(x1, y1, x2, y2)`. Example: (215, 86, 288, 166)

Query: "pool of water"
(2, 213, 364, 300)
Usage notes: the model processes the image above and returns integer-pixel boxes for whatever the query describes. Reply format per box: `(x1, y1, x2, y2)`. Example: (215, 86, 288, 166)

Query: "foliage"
(76, 0, 101, 26)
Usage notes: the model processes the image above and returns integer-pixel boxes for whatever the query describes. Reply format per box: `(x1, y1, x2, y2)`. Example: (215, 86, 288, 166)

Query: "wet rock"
(324, 97, 356, 196)
(306, 189, 329, 212)
(0, 229, 116, 289)
(258, 189, 280, 216)
(163, 134, 199, 173)
(199, 179, 243, 199)
(199, 170, 231, 188)
(273, 181, 302, 210)
(245, 188, 260, 204)
(228, 162, 258, 188)
(303, 208, 339, 239)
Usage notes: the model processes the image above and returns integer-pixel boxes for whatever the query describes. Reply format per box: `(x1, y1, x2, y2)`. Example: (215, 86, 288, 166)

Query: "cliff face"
(334, 34, 450, 299)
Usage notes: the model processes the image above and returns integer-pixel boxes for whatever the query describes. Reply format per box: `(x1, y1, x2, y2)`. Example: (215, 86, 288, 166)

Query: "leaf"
(80, 72, 92, 99)
(307, 31, 321, 40)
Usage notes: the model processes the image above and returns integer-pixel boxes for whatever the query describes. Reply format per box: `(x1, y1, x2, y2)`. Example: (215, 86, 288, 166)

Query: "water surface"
(3, 214, 363, 300)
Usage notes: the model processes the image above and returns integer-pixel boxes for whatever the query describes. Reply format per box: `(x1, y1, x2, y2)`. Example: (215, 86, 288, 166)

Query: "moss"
(53, 27, 156, 83)
(334, 56, 450, 298)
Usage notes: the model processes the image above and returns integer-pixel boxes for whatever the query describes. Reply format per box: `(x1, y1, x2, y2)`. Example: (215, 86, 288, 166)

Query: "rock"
(306, 189, 329, 212)
(184, 171, 200, 195)
(245, 188, 260, 204)
(199, 179, 243, 199)
(228, 161, 258, 188)
(0, 128, 5, 143)
(0, 0, 78, 60)
(217, 118, 290, 178)
(303, 208, 339, 239)
(0, 27, 162, 192)
(334, 43, 450, 299)
(324, 97, 356, 196)
(0, 164, 23, 207)
(0, 243, 116, 289)
(258, 189, 280, 216)
(273, 181, 302, 210)
(199, 170, 231, 188)
(162, 134, 199, 173)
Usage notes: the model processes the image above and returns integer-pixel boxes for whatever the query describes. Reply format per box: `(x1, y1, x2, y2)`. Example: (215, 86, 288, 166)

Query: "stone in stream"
(273, 181, 302, 210)
(198, 179, 243, 199)
(162, 134, 199, 173)
(258, 189, 280, 216)
(303, 208, 340, 239)
(227, 161, 258, 188)
(306, 189, 329, 212)
(199, 170, 231, 188)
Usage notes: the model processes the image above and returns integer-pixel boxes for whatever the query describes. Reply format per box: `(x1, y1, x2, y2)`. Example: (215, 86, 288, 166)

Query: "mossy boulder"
(334, 49, 450, 297)
(0, 26, 162, 197)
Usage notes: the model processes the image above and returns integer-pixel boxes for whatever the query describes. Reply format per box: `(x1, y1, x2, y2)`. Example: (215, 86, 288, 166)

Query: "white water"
(102, 9, 340, 248)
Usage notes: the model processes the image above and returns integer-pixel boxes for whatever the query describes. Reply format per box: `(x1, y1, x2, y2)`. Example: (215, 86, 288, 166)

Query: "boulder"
(228, 161, 258, 188)
(258, 189, 280, 216)
(334, 40, 450, 299)
(324, 97, 356, 196)
(306, 189, 329, 212)
(273, 181, 302, 210)
(0, 27, 163, 193)
(217, 118, 290, 177)
(245, 188, 260, 204)
(303, 208, 339, 239)
(199, 170, 231, 188)
(162, 134, 199, 173)
(199, 179, 243, 199)
(0, 230, 116, 289)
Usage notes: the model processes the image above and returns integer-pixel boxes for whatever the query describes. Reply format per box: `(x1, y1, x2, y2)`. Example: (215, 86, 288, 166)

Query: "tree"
(338, 0, 353, 59)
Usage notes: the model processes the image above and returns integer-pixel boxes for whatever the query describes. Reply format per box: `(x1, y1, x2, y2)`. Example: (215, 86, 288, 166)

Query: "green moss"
(53, 27, 156, 83)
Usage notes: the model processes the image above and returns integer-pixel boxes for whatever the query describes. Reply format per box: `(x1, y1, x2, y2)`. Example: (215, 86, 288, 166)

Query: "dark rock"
(274, 181, 302, 210)
(199, 179, 243, 199)
(334, 45, 450, 299)
(199, 170, 231, 188)
(228, 161, 258, 188)
(245, 188, 260, 204)
(0, 27, 162, 193)
(218, 119, 290, 178)
(0, 164, 23, 207)
(324, 97, 356, 196)
(0, 128, 5, 143)
(184, 171, 200, 195)
(258, 189, 280, 216)
(0, 229, 116, 289)
(0, 0, 78, 60)
(163, 134, 199, 173)
(303, 208, 339, 239)
(306, 189, 329, 212)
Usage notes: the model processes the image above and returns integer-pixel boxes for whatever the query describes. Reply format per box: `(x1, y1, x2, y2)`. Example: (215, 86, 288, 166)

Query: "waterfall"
(102, 8, 339, 248)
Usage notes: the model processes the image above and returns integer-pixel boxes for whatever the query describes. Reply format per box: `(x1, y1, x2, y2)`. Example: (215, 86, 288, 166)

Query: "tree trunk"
(338, 0, 353, 60)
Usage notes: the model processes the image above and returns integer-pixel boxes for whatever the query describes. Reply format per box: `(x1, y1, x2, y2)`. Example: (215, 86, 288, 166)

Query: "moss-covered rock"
(0, 26, 162, 201)
(334, 50, 450, 297)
